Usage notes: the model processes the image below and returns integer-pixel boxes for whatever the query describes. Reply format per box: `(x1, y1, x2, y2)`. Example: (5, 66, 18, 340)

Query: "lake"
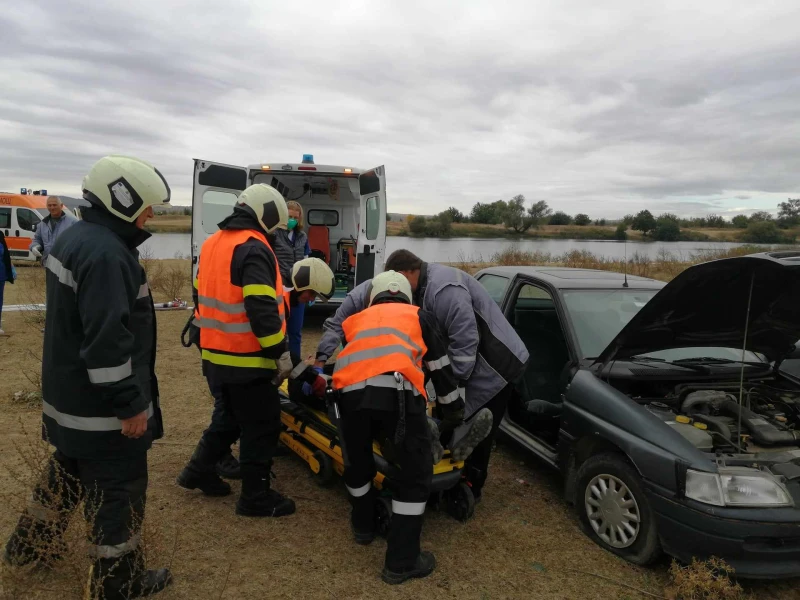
(141, 234, 762, 262)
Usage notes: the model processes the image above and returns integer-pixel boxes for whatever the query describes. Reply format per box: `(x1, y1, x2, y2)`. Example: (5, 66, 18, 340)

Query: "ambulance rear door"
(191, 159, 249, 278)
(355, 165, 387, 285)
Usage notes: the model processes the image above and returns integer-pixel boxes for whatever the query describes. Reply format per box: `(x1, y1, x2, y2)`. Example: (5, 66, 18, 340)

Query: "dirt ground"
(1, 266, 799, 599)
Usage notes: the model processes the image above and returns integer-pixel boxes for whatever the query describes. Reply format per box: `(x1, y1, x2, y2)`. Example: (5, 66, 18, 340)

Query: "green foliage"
(574, 213, 591, 226)
(501, 195, 552, 233)
(614, 223, 628, 240)
(631, 210, 657, 235)
(741, 221, 794, 244)
(653, 213, 681, 241)
(777, 198, 800, 228)
(470, 200, 506, 224)
(748, 211, 773, 223)
(443, 206, 466, 223)
(732, 215, 749, 229)
(549, 211, 572, 225)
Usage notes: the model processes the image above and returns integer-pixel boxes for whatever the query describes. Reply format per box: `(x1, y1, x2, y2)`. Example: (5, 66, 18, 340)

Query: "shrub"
(741, 221, 794, 244)
(653, 213, 681, 241)
(614, 223, 628, 240)
(732, 215, 749, 228)
(408, 215, 427, 235)
(574, 213, 591, 226)
(549, 211, 572, 225)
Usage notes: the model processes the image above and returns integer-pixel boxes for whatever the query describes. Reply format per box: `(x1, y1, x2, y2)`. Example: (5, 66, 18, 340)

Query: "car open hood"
(595, 253, 800, 366)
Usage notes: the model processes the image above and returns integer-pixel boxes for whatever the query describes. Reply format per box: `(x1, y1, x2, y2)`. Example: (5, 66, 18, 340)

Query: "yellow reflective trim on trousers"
(201, 349, 277, 369)
(242, 284, 277, 298)
(193, 278, 199, 289)
(257, 331, 285, 348)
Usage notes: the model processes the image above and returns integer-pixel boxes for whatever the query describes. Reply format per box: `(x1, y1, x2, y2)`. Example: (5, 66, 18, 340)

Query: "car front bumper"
(648, 491, 800, 579)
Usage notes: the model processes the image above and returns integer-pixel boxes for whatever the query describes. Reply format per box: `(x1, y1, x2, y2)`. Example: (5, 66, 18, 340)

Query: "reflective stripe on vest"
(332, 303, 428, 398)
(195, 229, 285, 364)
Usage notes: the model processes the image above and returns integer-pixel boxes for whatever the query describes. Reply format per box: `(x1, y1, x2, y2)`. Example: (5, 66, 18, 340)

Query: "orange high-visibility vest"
(333, 303, 428, 398)
(195, 229, 285, 369)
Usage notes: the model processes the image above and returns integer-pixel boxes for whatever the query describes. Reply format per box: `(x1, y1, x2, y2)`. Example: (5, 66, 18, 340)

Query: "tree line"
(405, 196, 799, 243)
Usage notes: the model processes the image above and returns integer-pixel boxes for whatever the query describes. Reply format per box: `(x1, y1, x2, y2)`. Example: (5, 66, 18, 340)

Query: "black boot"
(90, 552, 172, 599)
(3, 515, 66, 569)
(177, 442, 231, 497)
(215, 451, 241, 480)
(349, 487, 377, 545)
(235, 470, 295, 518)
(381, 551, 437, 585)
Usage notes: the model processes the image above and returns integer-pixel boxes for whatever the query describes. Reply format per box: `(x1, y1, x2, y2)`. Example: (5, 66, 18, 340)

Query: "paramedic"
(177, 184, 296, 518)
(211, 257, 336, 480)
(333, 270, 460, 585)
(3, 156, 172, 598)
(273, 200, 310, 357)
(30, 195, 77, 263)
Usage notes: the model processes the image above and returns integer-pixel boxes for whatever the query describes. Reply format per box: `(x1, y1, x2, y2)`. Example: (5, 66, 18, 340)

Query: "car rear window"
(308, 209, 339, 226)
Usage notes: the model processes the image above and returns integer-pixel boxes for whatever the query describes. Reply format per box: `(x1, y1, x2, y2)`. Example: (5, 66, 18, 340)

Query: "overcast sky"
(1, 0, 799, 219)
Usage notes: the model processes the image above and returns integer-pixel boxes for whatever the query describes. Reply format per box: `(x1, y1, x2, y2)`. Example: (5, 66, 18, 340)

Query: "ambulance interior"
(201, 171, 364, 300)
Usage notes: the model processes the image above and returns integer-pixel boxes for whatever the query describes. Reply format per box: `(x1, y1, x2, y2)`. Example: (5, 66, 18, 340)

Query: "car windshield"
(562, 289, 659, 359)
(562, 289, 767, 363)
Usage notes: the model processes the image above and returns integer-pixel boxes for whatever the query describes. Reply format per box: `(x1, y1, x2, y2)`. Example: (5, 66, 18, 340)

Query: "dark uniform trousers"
(8, 450, 147, 560)
(195, 376, 281, 489)
(339, 389, 432, 571)
(463, 383, 516, 493)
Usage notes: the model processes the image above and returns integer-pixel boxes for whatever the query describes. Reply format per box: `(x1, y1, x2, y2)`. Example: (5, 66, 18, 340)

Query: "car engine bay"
(615, 377, 800, 455)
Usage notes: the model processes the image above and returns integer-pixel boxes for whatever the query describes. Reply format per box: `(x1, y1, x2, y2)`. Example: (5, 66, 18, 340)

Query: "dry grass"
(3, 258, 800, 598)
(666, 558, 752, 600)
(144, 214, 192, 234)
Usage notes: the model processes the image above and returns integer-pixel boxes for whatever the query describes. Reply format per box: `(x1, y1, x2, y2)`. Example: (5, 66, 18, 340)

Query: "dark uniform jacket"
(41, 207, 163, 460)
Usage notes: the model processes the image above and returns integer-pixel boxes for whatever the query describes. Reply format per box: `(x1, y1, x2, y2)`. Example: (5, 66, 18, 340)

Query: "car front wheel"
(575, 453, 661, 565)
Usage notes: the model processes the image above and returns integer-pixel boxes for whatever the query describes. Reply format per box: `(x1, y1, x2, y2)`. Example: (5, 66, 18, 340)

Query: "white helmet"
(368, 270, 412, 307)
(291, 257, 336, 301)
(82, 155, 170, 223)
(236, 184, 288, 234)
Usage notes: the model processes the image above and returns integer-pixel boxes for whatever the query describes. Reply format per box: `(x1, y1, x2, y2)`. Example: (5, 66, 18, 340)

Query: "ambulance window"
(365, 196, 379, 240)
(17, 208, 39, 232)
(308, 210, 339, 226)
(0, 207, 10, 229)
(202, 190, 238, 234)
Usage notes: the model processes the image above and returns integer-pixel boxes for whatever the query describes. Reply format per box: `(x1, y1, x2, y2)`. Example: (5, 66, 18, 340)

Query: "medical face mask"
(287, 218, 298, 230)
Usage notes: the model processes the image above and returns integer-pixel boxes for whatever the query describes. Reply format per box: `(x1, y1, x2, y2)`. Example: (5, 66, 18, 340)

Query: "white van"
(191, 156, 387, 303)
(0, 193, 49, 261)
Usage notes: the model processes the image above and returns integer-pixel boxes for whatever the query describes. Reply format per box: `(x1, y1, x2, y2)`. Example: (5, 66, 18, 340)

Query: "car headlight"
(685, 468, 793, 508)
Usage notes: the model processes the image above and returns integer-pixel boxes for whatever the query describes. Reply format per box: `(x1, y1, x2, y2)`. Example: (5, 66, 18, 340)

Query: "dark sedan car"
(474, 251, 800, 578)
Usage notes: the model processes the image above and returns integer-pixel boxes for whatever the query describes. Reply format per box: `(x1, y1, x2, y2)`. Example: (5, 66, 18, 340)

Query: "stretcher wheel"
(445, 482, 475, 522)
(312, 450, 336, 487)
(375, 496, 392, 538)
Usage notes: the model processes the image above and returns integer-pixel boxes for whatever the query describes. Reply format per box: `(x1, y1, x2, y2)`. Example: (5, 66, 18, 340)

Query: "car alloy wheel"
(584, 473, 641, 549)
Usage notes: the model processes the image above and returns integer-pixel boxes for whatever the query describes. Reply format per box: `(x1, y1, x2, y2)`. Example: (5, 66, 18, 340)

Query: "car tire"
(575, 453, 661, 565)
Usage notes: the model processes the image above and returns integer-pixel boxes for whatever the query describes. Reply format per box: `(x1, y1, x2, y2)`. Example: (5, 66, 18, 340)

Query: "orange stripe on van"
(0, 194, 49, 210)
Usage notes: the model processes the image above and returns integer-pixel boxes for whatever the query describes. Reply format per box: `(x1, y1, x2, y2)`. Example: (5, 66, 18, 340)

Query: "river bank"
(145, 213, 799, 243)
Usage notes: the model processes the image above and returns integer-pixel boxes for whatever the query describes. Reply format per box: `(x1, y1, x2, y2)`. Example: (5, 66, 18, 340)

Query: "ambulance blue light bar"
(302, 154, 314, 164)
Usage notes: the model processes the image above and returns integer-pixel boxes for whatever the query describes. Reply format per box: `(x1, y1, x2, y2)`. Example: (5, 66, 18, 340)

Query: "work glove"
(302, 376, 328, 398)
(31, 245, 42, 259)
(272, 351, 293, 385)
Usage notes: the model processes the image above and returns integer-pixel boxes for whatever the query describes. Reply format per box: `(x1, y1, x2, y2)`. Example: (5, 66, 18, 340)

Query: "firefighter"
(3, 155, 172, 598)
(176, 183, 296, 518)
(333, 270, 462, 585)
(207, 257, 336, 480)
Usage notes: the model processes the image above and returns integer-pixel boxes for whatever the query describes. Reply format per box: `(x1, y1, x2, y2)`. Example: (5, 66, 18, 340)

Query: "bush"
(408, 215, 427, 235)
(548, 211, 572, 225)
(574, 213, 591, 226)
(614, 223, 628, 240)
(741, 221, 794, 244)
(594, 218, 607, 226)
(653, 213, 681, 241)
(732, 215, 749, 229)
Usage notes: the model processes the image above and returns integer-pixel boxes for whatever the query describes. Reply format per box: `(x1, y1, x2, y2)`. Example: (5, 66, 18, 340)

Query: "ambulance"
(191, 155, 387, 303)
(0, 193, 49, 262)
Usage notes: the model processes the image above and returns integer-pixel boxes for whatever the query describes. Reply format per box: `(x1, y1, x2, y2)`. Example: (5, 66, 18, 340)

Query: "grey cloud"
(1, 0, 799, 217)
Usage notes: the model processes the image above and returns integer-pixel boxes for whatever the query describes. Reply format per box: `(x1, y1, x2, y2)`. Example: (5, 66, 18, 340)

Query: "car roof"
(475, 265, 666, 290)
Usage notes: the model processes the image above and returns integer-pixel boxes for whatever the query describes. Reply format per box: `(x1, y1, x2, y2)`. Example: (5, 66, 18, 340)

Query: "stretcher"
(277, 379, 476, 532)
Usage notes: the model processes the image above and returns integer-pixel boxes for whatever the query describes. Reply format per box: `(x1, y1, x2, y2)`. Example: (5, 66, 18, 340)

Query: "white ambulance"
(191, 155, 387, 303)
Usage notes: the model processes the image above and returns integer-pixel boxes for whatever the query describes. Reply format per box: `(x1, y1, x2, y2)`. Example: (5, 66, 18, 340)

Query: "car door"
(355, 166, 387, 285)
(191, 159, 249, 278)
(9, 206, 41, 259)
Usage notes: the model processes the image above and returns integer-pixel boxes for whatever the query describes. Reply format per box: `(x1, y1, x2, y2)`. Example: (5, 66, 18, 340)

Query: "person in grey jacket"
(30, 195, 77, 263)
(316, 250, 529, 500)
